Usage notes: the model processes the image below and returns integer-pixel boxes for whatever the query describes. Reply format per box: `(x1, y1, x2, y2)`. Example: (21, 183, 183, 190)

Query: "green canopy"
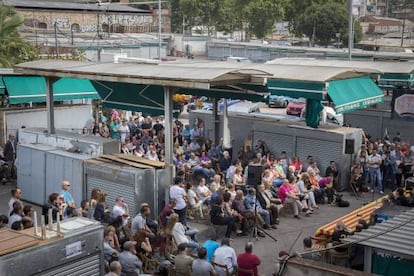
(2, 76, 99, 104)
(327, 77, 384, 114)
(91, 81, 166, 115)
(0, 78, 5, 95)
(306, 99, 324, 128)
(378, 73, 414, 89)
(267, 79, 326, 100)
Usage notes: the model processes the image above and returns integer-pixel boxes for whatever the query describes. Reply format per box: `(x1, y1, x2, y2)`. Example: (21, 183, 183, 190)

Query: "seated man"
(174, 243, 194, 275)
(232, 190, 265, 236)
(237, 242, 261, 276)
(213, 237, 238, 276)
(119, 241, 142, 276)
(159, 199, 176, 229)
(244, 188, 271, 229)
(131, 205, 154, 238)
(256, 184, 279, 227)
(196, 178, 212, 204)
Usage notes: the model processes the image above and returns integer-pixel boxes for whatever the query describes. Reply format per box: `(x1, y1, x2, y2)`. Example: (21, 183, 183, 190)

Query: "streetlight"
(335, 32, 341, 49)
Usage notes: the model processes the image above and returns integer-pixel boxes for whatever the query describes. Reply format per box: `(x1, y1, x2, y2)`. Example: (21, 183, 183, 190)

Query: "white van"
(300, 106, 344, 126)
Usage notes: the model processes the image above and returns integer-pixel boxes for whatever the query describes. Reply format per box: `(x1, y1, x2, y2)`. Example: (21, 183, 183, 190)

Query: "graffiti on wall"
(81, 24, 98, 32)
(50, 18, 70, 29)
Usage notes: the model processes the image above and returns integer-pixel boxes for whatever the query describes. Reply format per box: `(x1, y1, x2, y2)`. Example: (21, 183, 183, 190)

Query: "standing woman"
(94, 192, 111, 223)
(87, 188, 102, 219)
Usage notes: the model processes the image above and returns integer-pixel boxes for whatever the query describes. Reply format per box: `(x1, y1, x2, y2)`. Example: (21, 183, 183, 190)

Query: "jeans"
(259, 209, 271, 226)
(174, 207, 188, 227)
(368, 167, 383, 192)
(185, 229, 199, 242)
(212, 216, 235, 238)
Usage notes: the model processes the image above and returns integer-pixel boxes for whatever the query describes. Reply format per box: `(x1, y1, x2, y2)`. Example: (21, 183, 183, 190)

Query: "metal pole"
(54, 22, 59, 59)
(164, 87, 173, 205)
(348, 0, 353, 60)
(45, 77, 56, 134)
(212, 98, 219, 144)
(158, 0, 162, 60)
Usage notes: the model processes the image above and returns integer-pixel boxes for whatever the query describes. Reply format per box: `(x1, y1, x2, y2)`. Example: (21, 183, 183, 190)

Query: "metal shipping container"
(45, 150, 92, 206)
(0, 217, 104, 276)
(17, 144, 56, 206)
(85, 160, 167, 217)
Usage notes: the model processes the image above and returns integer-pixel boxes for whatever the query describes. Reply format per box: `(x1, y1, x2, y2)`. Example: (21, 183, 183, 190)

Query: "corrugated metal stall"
(17, 144, 55, 205)
(0, 217, 104, 275)
(45, 150, 91, 206)
(189, 110, 363, 191)
(85, 160, 166, 216)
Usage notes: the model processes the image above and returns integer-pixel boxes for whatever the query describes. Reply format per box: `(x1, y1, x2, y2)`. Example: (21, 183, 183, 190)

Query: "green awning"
(3, 76, 100, 104)
(327, 77, 384, 114)
(378, 73, 414, 89)
(267, 79, 326, 100)
(91, 81, 166, 115)
(0, 78, 5, 94)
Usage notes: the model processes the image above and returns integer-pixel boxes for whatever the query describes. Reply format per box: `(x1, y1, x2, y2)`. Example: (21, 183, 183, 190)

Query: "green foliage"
(0, 4, 38, 67)
(295, 1, 348, 46)
(170, 0, 287, 39)
(244, 0, 286, 39)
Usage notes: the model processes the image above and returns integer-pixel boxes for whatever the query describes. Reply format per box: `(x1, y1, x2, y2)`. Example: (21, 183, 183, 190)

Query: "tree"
(244, 0, 286, 40)
(0, 4, 37, 67)
(295, 1, 348, 46)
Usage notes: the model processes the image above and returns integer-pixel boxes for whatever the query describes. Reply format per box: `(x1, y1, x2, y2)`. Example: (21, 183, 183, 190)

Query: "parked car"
(268, 95, 292, 108)
(286, 98, 306, 116)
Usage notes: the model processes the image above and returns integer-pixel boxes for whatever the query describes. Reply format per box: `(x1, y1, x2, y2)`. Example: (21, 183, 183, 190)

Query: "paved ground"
(1, 180, 388, 275)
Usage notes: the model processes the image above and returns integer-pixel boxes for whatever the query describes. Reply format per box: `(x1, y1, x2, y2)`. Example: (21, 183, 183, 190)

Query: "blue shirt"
(202, 240, 220, 263)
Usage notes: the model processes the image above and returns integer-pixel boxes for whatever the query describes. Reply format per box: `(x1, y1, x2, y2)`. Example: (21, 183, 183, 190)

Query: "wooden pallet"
(114, 153, 165, 168)
(98, 155, 153, 169)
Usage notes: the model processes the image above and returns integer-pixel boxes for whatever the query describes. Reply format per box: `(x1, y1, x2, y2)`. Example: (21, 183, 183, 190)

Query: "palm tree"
(0, 4, 37, 67)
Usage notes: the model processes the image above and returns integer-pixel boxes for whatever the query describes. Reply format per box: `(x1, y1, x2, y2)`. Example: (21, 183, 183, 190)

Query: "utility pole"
(158, 0, 162, 60)
(348, 0, 353, 60)
(54, 22, 59, 59)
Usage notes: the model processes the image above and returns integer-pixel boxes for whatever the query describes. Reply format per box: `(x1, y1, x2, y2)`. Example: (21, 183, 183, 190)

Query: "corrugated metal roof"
(3, 0, 149, 13)
(267, 58, 414, 74)
(344, 208, 414, 257)
(14, 60, 380, 88)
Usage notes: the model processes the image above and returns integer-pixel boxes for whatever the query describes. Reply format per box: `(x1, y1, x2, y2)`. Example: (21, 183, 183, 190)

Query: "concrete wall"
(344, 109, 414, 144)
(1, 104, 94, 144)
(189, 110, 363, 191)
(171, 35, 209, 56)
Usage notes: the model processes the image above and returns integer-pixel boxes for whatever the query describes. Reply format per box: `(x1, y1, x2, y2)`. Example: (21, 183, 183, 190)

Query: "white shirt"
(213, 245, 237, 275)
(170, 185, 187, 210)
(172, 222, 189, 245)
(368, 154, 382, 169)
(196, 185, 210, 201)
(119, 125, 130, 143)
(187, 189, 198, 207)
(8, 197, 16, 216)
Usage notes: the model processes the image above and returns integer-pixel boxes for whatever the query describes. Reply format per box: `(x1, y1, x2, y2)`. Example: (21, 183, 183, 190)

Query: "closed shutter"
(86, 176, 137, 215)
(253, 131, 294, 157)
(34, 253, 101, 276)
(296, 137, 342, 176)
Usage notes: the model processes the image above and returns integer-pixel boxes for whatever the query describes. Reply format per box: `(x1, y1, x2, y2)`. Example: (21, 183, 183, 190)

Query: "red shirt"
(237, 252, 261, 276)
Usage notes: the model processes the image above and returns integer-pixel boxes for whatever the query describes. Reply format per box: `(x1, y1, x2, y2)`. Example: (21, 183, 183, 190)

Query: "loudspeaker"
(345, 139, 355, 154)
(247, 165, 264, 187)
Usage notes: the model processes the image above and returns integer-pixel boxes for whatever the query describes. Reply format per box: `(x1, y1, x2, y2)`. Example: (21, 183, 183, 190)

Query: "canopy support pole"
(164, 86, 174, 206)
(45, 77, 58, 134)
(212, 98, 220, 144)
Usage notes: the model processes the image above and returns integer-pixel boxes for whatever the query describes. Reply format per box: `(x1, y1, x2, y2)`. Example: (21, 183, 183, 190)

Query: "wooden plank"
(100, 155, 153, 169)
(0, 229, 39, 256)
(114, 154, 165, 168)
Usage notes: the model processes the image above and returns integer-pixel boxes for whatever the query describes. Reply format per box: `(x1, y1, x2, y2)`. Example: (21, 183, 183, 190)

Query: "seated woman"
(308, 170, 325, 204)
(134, 231, 153, 257)
(166, 213, 199, 253)
(297, 173, 318, 210)
(223, 192, 247, 236)
(319, 174, 337, 204)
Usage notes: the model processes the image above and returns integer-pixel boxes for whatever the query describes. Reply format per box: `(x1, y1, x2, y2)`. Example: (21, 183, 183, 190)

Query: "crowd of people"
(2, 106, 413, 275)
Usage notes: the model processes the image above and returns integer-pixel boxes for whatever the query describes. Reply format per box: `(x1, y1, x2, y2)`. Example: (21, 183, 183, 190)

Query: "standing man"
(237, 242, 261, 276)
(8, 187, 22, 216)
(367, 148, 383, 194)
(170, 177, 188, 226)
(3, 134, 17, 180)
(112, 196, 130, 226)
(60, 181, 76, 213)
